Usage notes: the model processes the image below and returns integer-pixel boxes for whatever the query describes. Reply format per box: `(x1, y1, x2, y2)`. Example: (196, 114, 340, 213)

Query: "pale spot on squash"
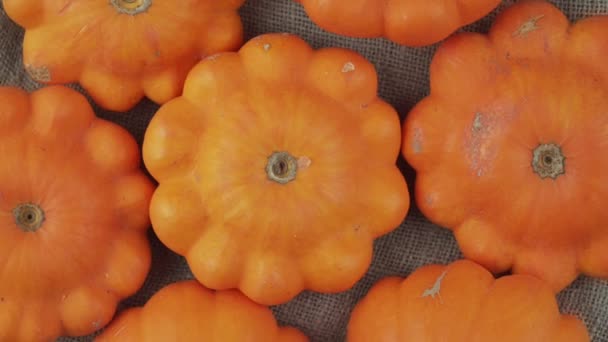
(421, 270, 447, 304)
(263, 43, 272, 51)
(465, 107, 518, 177)
(513, 15, 545, 37)
(206, 54, 220, 61)
(472, 112, 483, 132)
(424, 194, 434, 207)
(25, 65, 51, 83)
(297, 156, 312, 169)
(342, 62, 355, 73)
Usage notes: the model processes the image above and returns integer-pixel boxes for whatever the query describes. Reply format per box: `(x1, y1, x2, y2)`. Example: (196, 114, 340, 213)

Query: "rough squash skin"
(402, 0, 608, 292)
(348, 260, 589, 342)
(0, 85, 154, 341)
(3, 0, 245, 111)
(143, 33, 410, 305)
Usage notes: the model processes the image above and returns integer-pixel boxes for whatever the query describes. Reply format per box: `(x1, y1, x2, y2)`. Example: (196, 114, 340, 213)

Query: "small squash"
(2, 0, 245, 112)
(402, 0, 608, 291)
(295, 0, 501, 46)
(143, 33, 410, 305)
(95, 280, 308, 342)
(348, 259, 589, 342)
(0, 86, 154, 341)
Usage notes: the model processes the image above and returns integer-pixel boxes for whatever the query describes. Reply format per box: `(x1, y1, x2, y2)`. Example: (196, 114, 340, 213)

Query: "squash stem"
(111, 0, 152, 15)
(13, 203, 45, 233)
(532, 143, 565, 179)
(266, 151, 298, 184)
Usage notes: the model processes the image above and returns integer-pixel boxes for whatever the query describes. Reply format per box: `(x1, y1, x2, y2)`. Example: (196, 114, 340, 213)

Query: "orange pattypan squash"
(95, 280, 308, 342)
(2, 0, 245, 112)
(0, 86, 154, 341)
(143, 33, 410, 305)
(402, 0, 608, 291)
(295, 0, 501, 46)
(348, 259, 589, 342)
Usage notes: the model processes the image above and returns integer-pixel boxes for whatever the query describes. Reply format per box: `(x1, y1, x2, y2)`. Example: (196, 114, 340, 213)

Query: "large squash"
(348, 260, 589, 342)
(143, 33, 410, 305)
(2, 0, 245, 112)
(96, 280, 308, 342)
(402, 0, 608, 291)
(0, 86, 154, 341)
(296, 0, 501, 46)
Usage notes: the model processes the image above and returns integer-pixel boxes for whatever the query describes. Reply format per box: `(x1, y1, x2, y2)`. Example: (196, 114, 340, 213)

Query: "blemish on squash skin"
(145, 27, 161, 58)
(513, 15, 545, 37)
(58, 0, 73, 14)
(25, 65, 51, 83)
(468, 112, 490, 177)
(75, 24, 90, 40)
(112, 325, 127, 337)
(412, 127, 423, 154)
(263, 43, 271, 51)
(421, 270, 447, 304)
(342, 62, 355, 73)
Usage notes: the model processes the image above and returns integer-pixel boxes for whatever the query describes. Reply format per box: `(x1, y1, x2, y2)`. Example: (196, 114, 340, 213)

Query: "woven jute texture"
(1, 1, 607, 341)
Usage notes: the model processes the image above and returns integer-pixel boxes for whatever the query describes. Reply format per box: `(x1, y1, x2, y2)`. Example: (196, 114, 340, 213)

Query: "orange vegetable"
(296, 0, 501, 46)
(143, 33, 410, 305)
(0, 86, 154, 341)
(3, 0, 245, 112)
(402, 0, 608, 291)
(95, 280, 308, 342)
(348, 259, 589, 342)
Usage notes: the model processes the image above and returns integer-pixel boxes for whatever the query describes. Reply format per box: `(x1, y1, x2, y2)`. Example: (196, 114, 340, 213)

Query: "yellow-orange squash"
(348, 260, 589, 342)
(2, 0, 245, 112)
(402, 0, 608, 291)
(0, 86, 154, 341)
(95, 280, 308, 342)
(143, 33, 410, 305)
(296, 0, 501, 46)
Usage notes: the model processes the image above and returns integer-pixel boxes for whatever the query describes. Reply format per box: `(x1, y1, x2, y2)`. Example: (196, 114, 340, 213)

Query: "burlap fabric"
(1, 1, 607, 341)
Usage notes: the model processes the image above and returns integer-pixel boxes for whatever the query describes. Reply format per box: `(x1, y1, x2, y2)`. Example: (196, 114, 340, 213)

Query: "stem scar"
(421, 270, 448, 304)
